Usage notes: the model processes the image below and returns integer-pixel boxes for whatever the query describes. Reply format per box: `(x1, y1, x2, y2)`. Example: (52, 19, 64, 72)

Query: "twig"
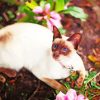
(28, 80, 40, 100)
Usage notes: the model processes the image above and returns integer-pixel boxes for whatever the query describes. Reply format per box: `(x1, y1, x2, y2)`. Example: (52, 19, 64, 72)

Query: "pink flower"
(17, 13, 26, 19)
(56, 89, 88, 100)
(33, 3, 62, 30)
(56, 92, 65, 100)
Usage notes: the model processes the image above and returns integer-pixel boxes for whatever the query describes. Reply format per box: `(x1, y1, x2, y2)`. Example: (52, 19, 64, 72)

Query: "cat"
(52, 26, 86, 87)
(0, 23, 86, 92)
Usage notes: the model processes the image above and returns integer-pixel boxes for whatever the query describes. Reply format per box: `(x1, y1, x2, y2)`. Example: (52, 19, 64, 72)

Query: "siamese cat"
(0, 23, 86, 92)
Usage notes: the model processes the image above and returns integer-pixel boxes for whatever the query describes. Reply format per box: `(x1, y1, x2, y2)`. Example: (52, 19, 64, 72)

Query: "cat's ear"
(67, 33, 82, 49)
(53, 26, 62, 40)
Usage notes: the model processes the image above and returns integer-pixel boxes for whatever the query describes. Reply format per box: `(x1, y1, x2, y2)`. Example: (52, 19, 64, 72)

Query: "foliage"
(16, 0, 88, 32)
(55, 0, 64, 12)
(0, 0, 88, 32)
(88, 53, 100, 68)
(57, 71, 100, 100)
(62, 6, 88, 21)
(84, 71, 97, 84)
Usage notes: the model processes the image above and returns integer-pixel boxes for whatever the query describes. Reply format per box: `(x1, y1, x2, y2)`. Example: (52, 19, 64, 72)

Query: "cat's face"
(52, 38, 72, 60)
(52, 26, 81, 62)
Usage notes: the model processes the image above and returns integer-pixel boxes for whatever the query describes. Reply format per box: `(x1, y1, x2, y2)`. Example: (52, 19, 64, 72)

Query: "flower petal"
(49, 18, 62, 28)
(17, 13, 26, 19)
(33, 6, 43, 14)
(64, 96, 69, 100)
(46, 19, 53, 30)
(66, 89, 77, 100)
(44, 3, 50, 13)
(35, 16, 43, 21)
(77, 94, 85, 100)
(56, 92, 65, 100)
(50, 11, 61, 20)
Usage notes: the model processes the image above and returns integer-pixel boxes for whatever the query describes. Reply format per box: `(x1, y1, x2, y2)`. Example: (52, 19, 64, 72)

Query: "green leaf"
(62, 6, 88, 21)
(47, 0, 54, 10)
(74, 85, 86, 95)
(64, 0, 71, 4)
(18, 15, 38, 23)
(7, 11, 15, 19)
(40, 0, 47, 8)
(70, 74, 79, 80)
(18, 5, 29, 13)
(18, 5, 34, 17)
(55, 0, 64, 12)
(17, 16, 29, 22)
(70, 71, 79, 80)
(91, 81, 100, 89)
(55, 90, 60, 94)
(18, 5, 38, 23)
(25, 0, 38, 9)
(84, 71, 97, 85)
(59, 28, 66, 35)
(0, 16, 3, 21)
(64, 82, 71, 89)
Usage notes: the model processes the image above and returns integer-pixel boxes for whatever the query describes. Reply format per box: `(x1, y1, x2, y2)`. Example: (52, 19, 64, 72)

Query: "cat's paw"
(76, 76, 84, 88)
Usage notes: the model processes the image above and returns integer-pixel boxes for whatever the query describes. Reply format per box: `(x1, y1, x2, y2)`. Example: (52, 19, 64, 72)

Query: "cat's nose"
(53, 51, 59, 59)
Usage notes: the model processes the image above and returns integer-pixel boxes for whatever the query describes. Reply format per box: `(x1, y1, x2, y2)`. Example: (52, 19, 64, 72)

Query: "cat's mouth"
(52, 54, 59, 60)
(52, 54, 65, 68)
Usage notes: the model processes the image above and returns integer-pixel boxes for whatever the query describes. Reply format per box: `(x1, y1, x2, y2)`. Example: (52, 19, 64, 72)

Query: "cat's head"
(52, 26, 81, 62)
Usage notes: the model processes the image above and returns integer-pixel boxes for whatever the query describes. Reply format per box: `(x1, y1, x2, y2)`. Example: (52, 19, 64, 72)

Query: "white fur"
(0, 23, 69, 80)
(54, 36, 86, 78)
(0, 23, 86, 82)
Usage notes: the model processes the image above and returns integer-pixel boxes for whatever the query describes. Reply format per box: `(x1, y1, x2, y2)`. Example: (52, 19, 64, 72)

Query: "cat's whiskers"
(57, 60, 66, 68)
(56, 59, 74, 70)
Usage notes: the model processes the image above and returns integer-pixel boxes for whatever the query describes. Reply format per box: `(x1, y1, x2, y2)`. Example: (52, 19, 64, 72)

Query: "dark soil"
(0, 68, 55, 100)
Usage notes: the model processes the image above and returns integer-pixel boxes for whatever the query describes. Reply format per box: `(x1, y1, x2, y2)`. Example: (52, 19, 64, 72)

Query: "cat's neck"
(32, 49, 70, 80)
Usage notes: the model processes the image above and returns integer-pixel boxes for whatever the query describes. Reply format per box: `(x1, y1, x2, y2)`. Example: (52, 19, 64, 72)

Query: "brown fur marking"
(43, 78, 68, 93)
(0, 32, 12, 44)
(52, 40, 71, 59)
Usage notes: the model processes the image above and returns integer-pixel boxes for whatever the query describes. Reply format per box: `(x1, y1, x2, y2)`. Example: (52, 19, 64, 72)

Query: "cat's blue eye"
(62, 48, 68, 52)
(53, 44, 58, 49)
